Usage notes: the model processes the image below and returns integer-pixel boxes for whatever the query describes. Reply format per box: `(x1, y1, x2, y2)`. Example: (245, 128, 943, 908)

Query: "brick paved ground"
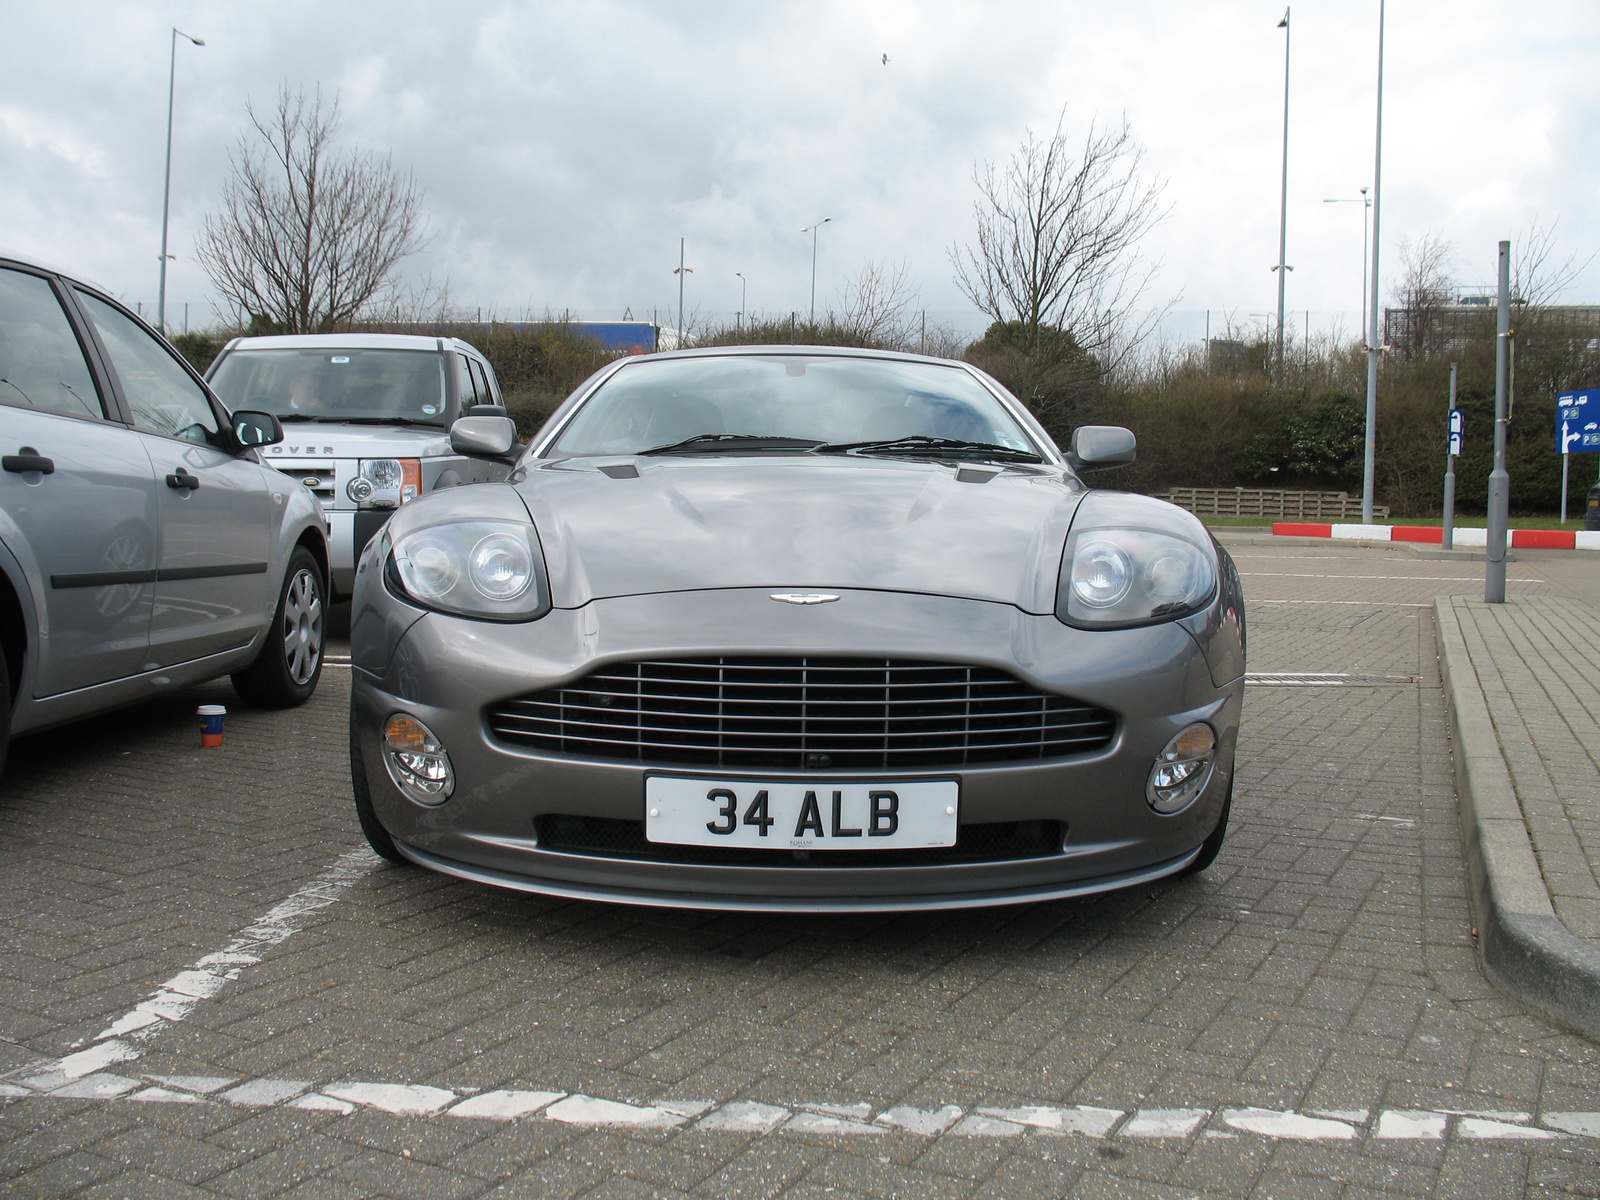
(1446, 594, 1600, 944)
(2, 545, 1599, 1198)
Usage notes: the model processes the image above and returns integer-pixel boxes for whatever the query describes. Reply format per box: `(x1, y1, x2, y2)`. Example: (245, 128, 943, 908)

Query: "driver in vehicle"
(286, 367, 327, 413)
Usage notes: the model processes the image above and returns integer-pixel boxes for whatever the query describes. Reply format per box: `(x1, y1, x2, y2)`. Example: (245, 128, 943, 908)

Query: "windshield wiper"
(275, 413, 318, 422)
(329, 416, 431, 425)
(640, 433, 825, 455)
(813, 435, 1043, 463)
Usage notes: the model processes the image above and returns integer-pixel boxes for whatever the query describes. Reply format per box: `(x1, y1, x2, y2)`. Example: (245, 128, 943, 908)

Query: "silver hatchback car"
(348, 347, 1245, 911)
(0, 252, 329, 778)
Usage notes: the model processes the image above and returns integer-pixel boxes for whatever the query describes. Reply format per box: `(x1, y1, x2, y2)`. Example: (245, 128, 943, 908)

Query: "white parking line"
(3, 1073, 1594, 1145)
(10, 848, 379, 1090)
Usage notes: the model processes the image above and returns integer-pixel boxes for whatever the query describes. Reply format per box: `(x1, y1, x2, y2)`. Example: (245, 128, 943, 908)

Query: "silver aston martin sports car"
(347, 346, 1246, 911)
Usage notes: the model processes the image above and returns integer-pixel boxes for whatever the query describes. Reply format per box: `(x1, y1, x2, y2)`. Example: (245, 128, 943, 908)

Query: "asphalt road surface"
(2, 543, 1598, 1199)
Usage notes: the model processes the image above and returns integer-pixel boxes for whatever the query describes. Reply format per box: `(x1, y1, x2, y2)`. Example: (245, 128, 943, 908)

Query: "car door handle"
(166, 469, 200, 491)
(3, 453, 55, 474)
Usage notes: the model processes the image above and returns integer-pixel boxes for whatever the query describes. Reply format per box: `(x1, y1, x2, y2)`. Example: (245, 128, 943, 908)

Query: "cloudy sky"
(3, 0, 1597, 344)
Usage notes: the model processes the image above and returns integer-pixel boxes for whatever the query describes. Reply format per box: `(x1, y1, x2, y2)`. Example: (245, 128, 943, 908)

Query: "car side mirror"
(232, 410, 284, 448)
(1066, 425, 1136, 472)
(450, 414, 518, 460)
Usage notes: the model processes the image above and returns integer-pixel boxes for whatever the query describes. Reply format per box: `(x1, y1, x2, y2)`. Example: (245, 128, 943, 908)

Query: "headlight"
(356, 458, 422, 508)
(388, 520, 549, 621)
(1057, 527, 1216, 627)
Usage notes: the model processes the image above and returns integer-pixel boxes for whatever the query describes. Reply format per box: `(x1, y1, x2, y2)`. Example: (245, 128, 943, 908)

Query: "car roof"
(0, 247, 114, 296)
(227, 333, 481, 354)
(638, 344, 961, 367)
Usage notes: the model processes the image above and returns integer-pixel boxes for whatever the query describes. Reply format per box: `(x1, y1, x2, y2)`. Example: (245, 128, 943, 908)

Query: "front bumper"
(350, 588, 1243, 912)
(323, 508, 392, 596)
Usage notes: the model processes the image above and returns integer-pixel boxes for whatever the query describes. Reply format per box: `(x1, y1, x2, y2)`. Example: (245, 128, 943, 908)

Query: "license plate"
(645, 777, 959, 850)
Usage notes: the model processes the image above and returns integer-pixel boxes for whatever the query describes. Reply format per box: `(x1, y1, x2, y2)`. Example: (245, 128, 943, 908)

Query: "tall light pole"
(802, 217, 831, 323)
(1360, 0, 1386, 524)
(1323, 187, 1371, 344)
(158, 27, 205, 336)
(735, 272, 747, 330)
(672, 238, 693, 348)
(1486, 241, 1512, 603)
(1273, 8, 1291, 383)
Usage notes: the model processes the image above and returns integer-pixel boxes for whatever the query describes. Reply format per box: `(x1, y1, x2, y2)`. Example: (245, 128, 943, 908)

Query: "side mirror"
(1066, 425, 1136, 472)
(232, 410, 284, 448)
(450, 414, 518, 460)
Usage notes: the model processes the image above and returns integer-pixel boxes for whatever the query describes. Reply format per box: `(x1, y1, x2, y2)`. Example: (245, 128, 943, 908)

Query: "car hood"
(514, 455, 1086, 614)
(260, 423, 452, 459)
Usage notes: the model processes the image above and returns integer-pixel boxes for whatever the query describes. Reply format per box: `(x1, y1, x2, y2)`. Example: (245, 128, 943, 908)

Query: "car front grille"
(487, 657, 1117, 770)
(534, 814, 1065, 867)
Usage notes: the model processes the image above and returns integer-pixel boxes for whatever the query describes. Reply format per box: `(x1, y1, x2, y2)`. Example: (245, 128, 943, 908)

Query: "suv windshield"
(209, 349, 448, 424)
(546, 355, 1042, 459)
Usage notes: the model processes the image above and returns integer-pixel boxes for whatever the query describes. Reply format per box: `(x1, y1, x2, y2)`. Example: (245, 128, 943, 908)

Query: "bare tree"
(1512, 218, 1594, 307)
(950, 114, 1169, 409)
(1388, 232, 1456, 360)
(196, 86, 425, 333)
(837, 259, 918, 346)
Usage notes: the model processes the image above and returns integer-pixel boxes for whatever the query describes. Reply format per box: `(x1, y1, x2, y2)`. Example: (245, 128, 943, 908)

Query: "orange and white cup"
(198, 704, 227, 748)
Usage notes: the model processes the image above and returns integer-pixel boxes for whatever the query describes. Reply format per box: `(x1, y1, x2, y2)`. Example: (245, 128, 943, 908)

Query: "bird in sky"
(881, 53, 889, 65)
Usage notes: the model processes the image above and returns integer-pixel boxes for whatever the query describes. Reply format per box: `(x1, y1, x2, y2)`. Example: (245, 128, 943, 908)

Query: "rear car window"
(0, 267, 105, 420)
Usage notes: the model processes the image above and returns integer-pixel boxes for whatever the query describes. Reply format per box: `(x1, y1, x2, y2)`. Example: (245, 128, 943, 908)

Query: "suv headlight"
(1057, 528, 1216, 628)
(386, 520, 550, 621)
(351, 458, 422, 508)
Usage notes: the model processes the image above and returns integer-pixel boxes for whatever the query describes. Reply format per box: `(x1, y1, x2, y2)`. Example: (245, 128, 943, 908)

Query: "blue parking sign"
(1557, 389, 1600, 452)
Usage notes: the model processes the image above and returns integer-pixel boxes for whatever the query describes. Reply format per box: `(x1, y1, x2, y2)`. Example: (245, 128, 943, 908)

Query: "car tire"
(351, 721, 407, 863)
(231, 547, 325, 708)
(1179, 779, 1232, 876)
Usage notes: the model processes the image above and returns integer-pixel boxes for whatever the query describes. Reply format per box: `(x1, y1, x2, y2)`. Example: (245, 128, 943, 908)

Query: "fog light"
(382, 714, 454, 805)
(1147, 722, 1216, 814)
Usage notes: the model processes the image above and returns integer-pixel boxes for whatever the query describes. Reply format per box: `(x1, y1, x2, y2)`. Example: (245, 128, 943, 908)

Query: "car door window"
(0, 267, 105, 419)
(76, 292, 222, 446)
(457, 355, 479, 406)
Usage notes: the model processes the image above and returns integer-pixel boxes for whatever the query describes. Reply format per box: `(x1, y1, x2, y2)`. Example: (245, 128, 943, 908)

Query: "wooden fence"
(1157, 488, 1388, 521)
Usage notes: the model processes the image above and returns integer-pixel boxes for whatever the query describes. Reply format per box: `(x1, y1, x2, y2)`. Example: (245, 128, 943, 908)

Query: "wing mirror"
(232, 410, 284, 448)
(450, 414, 519, 461)
(1066, 425, 1136, 472)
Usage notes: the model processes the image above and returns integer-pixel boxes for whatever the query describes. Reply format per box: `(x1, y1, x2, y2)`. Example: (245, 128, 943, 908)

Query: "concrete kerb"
(1211, 531, 1506, 561)
(1433, 596, 1600, 1042)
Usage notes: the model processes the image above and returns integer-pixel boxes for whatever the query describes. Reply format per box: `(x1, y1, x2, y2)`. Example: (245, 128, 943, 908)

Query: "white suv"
(206, 333, 513, 597)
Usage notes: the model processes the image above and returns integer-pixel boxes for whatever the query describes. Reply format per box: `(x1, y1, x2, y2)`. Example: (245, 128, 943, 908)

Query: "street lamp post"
(1274, 8, 1291, 384)
(672, 238, 693, 348)
(1486, 241, 1512, 604)
(1323, 188, 1371, 344)
(1361, 0, 1386, 524)
(802, 217, 831, 323)
(735, 272, 747, 330)
(158, 27, 205, 336)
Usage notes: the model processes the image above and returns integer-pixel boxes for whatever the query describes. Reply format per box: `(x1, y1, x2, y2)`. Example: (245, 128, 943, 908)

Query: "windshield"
(545, 355, 1042, 459)
(209, 348, 448, 424)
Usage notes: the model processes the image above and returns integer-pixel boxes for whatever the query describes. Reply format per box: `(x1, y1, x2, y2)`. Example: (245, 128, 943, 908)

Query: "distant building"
(1383, 293, 1600, 355)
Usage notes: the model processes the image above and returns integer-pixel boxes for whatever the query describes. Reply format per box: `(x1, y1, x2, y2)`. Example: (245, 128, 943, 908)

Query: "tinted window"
(0, 267, 104, 419)
(470, 358, 494, 404)
(209, 349, 448, 424)
(457, 355, 479, 405)
(548, 355, 1038, 457)
(77, 292, 221, 445)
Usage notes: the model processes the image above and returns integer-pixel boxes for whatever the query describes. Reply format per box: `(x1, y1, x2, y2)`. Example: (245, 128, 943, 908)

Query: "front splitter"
(390, 840, 1202, 913)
